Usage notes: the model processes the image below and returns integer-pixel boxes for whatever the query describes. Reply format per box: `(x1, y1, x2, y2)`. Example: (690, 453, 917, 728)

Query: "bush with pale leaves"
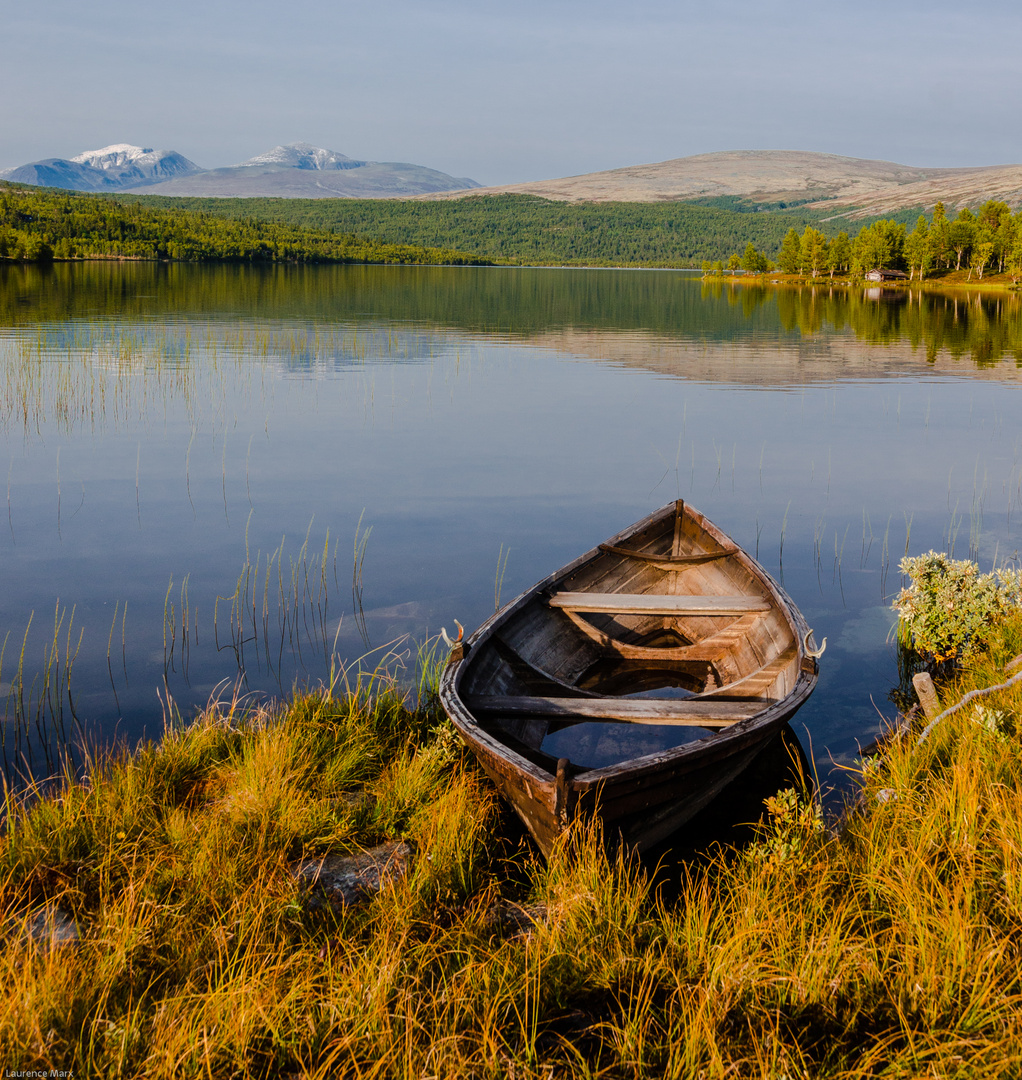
(893, 551, 1022, 663)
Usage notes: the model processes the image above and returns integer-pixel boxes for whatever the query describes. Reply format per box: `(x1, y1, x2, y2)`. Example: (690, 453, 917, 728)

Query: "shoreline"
(705, 269, 1022, 295)
(5, 256, 1020, 293)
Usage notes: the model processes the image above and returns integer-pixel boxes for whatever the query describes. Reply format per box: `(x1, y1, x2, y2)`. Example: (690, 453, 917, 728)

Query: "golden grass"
(3, 621, 1022, 1077)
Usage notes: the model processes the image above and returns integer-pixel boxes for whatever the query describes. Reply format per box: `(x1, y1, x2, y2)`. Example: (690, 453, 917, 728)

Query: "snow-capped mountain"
(2, 143, 201, 191)
(2, 141, 480, 199)
(239, 142, 366, 171)
(72, 143, 160, 169)
(71, 143, 200, 182)
(129, 142, 481, 198)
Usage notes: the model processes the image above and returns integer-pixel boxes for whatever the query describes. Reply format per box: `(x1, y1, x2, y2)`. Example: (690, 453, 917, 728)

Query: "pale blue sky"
(4, 0, 1021, 184)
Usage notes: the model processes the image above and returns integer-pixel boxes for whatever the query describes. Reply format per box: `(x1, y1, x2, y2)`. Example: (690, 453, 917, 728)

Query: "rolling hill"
(421, 150, 1022, 217)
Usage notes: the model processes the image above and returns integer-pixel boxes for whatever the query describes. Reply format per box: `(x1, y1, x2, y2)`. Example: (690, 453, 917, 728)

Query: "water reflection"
(4, 262, 1022, 371)
(0, 263, 1020, 802)
(542, 719, 709, 770)
(645, 725, 814, 867)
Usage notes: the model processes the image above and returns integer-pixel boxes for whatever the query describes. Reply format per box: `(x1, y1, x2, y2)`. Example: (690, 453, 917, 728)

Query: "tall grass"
(3, 616, 1022, 1076)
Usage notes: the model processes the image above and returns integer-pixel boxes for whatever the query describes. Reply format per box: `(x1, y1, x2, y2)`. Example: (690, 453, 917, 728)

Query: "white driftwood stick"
(916, 668, 1022, 746)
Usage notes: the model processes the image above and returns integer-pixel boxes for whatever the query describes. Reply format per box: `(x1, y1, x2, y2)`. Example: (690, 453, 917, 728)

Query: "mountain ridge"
(2, 144, 202, 191)
(1, 141, 480, 199)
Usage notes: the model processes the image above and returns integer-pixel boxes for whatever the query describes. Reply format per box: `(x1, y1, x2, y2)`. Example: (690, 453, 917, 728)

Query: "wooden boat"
(439, 500, 821, 858)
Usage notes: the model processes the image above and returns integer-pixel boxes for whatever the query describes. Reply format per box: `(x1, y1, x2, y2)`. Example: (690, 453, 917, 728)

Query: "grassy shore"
(711, 269, 1022, 293)
(3, 616, 1022, 1077)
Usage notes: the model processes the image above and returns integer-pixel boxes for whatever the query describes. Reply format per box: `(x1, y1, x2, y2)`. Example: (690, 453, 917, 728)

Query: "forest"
(0, 183, 488, 266)
(9, 180, 1018, 276)
(717, 200, 1022, 281)
(124, 192, 859, 267)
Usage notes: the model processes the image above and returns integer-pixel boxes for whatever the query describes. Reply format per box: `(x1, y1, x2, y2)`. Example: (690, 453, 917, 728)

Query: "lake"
(2, 261, 1021, 799)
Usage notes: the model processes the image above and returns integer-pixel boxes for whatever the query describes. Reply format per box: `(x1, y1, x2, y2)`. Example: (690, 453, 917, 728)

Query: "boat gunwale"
(439, 500, 818, 787)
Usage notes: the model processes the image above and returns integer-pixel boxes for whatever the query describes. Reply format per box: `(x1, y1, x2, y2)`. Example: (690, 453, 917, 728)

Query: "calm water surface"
(2, 262, 1021, 798)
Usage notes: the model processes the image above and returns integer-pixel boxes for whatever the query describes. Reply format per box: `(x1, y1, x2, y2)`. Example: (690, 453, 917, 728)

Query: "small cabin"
(864, 268, 908, 282)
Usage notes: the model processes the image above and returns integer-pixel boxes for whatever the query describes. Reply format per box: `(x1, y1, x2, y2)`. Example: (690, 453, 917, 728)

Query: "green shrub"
(893, 551, 1022, 663)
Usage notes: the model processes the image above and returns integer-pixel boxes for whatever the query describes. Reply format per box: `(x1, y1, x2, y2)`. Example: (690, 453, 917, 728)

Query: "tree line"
(124, 192, 848, 267)
(0, 183, 488, 266)
(12, 181, 1015, 276)
(710, 200, 1022, 281)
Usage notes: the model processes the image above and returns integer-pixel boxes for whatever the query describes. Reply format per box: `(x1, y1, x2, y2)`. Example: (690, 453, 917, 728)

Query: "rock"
(292, 841, 412, 908)
(334, 789, 376, 815)
(484, 901, 549, 940)
(24, 903, 80, 948)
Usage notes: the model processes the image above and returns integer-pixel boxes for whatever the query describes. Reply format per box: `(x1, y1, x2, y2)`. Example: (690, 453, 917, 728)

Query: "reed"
(352, 511, 372, 648)
(946, 501, 963, 558)
(834, 521, 849, 578)
(778, 499, 791, 567)
(55, 446, 61, 540)
(185, 427, 196, 517)
(861, 508, 874, 568)
(106, 601, 122, 714)
(0, 603, 83, 785)
(880, 513, 893, 600)
(0, 322, 400, 452)
(6, 456, 13, 541)
(494, 543, 511, 613)
(208, 523, 343, 682)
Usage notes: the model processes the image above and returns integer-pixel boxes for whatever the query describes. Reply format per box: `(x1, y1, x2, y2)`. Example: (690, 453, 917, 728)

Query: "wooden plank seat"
(468, 694, 766, 727)
(548, 592, 771, 617)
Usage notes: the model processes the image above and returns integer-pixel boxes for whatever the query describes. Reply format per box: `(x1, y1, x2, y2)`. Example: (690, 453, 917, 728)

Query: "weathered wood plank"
(554, 606, 688, 659)
(701, 647, 797, 699)
(672, 613, 763, 659)
(554, 606, 756, 674)
(548, 592, 770, 616)
(672, 500, 685, 557)
(489, 635, 602, 698)
(468, 694, 764, 726)
(494, 601, 606, 686)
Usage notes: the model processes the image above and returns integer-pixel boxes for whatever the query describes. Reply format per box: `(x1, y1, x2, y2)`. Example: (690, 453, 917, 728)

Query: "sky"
(4, 0, 1022, 185)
